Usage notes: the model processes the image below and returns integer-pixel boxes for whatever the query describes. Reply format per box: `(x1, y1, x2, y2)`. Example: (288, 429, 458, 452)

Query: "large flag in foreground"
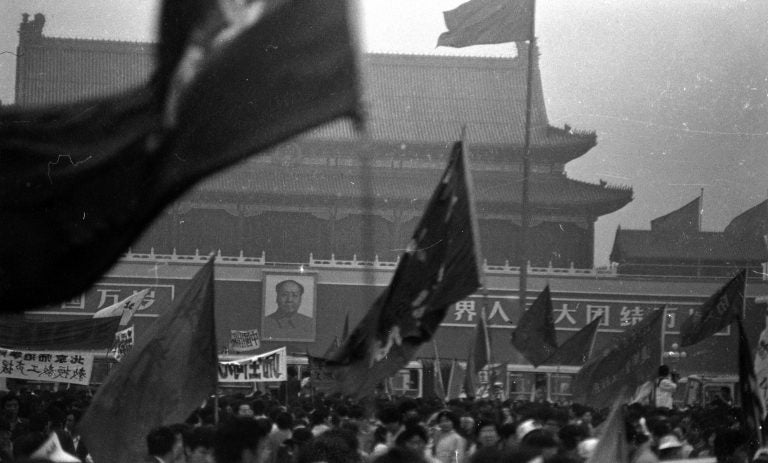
(738, 319, 765, 456)
(587, 391, 630, 463)
(511, 285, 558, 367)
(0, 0, 361, 311)
(680, 269, 746, 347)
(572, 308, 664, 407)
(79, 256, 218, 463)
(0, 317, 121, 350)
(544, 316, 602, 366)
(437, 0, 534, 48)
(325, 141, 483, 398)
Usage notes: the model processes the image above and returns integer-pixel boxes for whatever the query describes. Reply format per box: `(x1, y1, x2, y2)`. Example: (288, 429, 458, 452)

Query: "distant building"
(610, 194, 768, 277)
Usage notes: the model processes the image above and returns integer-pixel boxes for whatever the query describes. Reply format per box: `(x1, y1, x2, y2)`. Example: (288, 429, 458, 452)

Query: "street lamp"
(663, 343, 687, 362)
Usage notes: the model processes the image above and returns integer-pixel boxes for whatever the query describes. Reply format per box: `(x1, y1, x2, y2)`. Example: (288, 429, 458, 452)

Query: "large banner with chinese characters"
(218, 347, 287, 383)
(0, 348, 94, 385)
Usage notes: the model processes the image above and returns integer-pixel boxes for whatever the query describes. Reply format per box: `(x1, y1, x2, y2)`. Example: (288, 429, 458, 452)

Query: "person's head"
(658, 365, 670, 378)
(395, 425, 429, 455)
(184, 425, 215, 463)
(214, 416, 270, 463)
(476, 420, 500, 448)
(147, 426, 182, 462)
(372, 446, 427, 463)
(436, 410, 459, 433)
(378, 406, 401, 434)
(520, 428, 558, 460)
(236, 401, 254, 418)
(276, 280, 304, 314)
(296, 428, 359, 463)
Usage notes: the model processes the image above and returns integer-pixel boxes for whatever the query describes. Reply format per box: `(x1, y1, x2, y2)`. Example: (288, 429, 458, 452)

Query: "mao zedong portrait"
(263, 279, 314, 341)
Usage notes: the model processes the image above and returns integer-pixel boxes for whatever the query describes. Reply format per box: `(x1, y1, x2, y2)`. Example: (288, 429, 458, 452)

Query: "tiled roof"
(195, 164, 632, 215)
(17, 34, 594, 154)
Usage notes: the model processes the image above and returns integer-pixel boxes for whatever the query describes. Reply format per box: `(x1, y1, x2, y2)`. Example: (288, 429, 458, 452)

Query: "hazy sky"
(1, 0, 766, 265)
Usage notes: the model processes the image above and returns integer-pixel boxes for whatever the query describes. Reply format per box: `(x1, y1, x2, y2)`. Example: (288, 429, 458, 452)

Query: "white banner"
(113, 326, 135, 362)
(229, 329, 260, 352)
(0, 348, 94, 385)
(218, 347, 287, 383)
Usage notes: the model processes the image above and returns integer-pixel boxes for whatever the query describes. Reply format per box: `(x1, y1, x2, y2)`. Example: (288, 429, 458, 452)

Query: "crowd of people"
(0, 363, 765, 463)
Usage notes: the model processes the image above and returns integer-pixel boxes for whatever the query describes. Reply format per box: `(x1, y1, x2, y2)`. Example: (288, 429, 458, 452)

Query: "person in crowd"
(653, 365, 677, 410)
(183, 425, 215, 463)
(296, 428, 361, 463)
(146, 425, 184, 463)
(215, 416, 271, 463)
(266, 412, 293, 463)
(0, 420, 12, 463)
(1, 394, 29, 440)
(557, 423, 590, 461)
(432, 410, 466, 463)
(395, 424, 440, 463)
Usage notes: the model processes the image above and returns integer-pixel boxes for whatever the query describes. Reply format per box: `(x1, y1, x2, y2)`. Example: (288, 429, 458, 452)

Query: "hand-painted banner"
(0, 348, 94, 385)
(218, 347, 286, 383)
(229, 329, 261, 352)
(113, 326, 135, 362)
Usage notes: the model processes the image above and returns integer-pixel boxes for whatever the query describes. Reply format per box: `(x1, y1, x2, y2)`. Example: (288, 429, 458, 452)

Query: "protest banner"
(218, 347, 287, 383)
(113, 326, 135, 362)
(0, 347, 94, 385)
(229, 329, 261, 352)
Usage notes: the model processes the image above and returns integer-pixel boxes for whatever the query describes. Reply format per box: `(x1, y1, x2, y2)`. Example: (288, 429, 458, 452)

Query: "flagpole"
(518, 0, 537, 315)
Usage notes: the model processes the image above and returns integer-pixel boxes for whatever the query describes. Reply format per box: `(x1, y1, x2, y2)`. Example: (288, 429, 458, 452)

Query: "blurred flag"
(544, 316, 602, 366)
(323, 336, 341, 358)
(572, 308, 664, 408)
(680, 269, 746, 347)
(0, 0, 361, 311)
(93, 289, 149, 325)
(433, 340, 446, 400)
(342, 312, 350, 341)
(324, 141, 483, 399)
(437, 0, 534, 48)
(587, 389, 630, 463)
(79, 256, 218, 463)
(511, 285, 558, 367)
(446, 359, 467, 400)
(738, 319, 766, 456)
(464, 306, 491, 397)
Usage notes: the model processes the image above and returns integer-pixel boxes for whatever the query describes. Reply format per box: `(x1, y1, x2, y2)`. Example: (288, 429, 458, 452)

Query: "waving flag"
(437, 0, 534, 48)
(325, 141, 483, 398)
(680, 269, 746, 347)
(511, 285, 558, 367)
(79, 256, 218, 463)
(544, 316, 602, 366)
(0, 0, 361, 311)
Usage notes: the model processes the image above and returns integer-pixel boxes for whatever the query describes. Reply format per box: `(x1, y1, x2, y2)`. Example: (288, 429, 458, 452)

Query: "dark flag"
(544, 316, 602, 366)
(680, 269, 746, 347)
(433, 340, 447, 400)
(323, 336, 341, 358)
(572, 308, 664, 408)
(737, 319, 765, 456)
(0, 0, 361, 311)
(0, 316, 121, 350)
(511, 285, 558, 367)
(342, 312, 350, 341)
(464, 307, 491, 397)
(325, 141, 483, 398)
(437, 0, 534, 48)
(650, 195, 702, 234)
(79, 256, 218, 463)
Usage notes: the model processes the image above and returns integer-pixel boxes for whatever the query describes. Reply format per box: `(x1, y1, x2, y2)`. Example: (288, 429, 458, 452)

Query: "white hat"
(657, 434, 683, 450)
(516, 419, 541, 440)
(577, 437, 599, 460)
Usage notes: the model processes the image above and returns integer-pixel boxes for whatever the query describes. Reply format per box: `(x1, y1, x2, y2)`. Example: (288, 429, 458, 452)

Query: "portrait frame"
(261, 272, 317, 342)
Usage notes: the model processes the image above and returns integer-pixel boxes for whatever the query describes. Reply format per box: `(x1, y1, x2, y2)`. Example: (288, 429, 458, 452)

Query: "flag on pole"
(437, 0, 534, 48)
(79, 256, 218, 463)
(680, 269, 746, 347)
(324, 141, 483, 399)
(446, 359, 467, 400)
(511, 285, 558, 367)
(433, 340, 446, 400)
(92, 289, 150, 325)
(737, 319, 765, 456)
(572, 308, 664, 408)
(650, 195, 702, 234)
(464, 306, 491, 397)
(544, 316, 602, 366)
(0, 0, 361, 312)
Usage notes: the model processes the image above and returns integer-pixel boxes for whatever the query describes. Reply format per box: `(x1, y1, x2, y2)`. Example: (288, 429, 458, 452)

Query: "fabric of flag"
(437, 0, 534, 48)
(680, 269, 746, 347)
(0, 0, 361, 312)
(342, 313, 350, 341)
(92, 289, 149, 325)
(0, 317, 121, 350)
(587, 392, 630, 463)
(323, 336, 341, 358)
(306, 353, 338, 395)
(511, 285, 558, 367)
(433, 340, 446, 400)
(324, 141, 482, 398)
(446, 359, 467, 400)
(650, 195, 701, 234)
(572, 308, 664, 408)
(737, 319, 765, 456)
(79, 256, 218, 463)
(544, 316, 602, 366)
(463, 308, 490, 397)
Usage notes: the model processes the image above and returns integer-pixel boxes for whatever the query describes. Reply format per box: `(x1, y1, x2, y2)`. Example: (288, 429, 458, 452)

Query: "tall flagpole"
(518, 0, 537, 314)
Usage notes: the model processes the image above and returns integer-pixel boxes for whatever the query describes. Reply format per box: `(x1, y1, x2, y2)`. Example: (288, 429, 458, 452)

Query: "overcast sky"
(1, 0, 766, 266)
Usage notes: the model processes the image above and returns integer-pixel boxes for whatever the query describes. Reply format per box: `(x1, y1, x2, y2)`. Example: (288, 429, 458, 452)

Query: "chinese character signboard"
(0, 348, 94, 385)
(229, 329, 261, 352)
(218, 347, 287, 383)
(113, 326, 134, 362)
